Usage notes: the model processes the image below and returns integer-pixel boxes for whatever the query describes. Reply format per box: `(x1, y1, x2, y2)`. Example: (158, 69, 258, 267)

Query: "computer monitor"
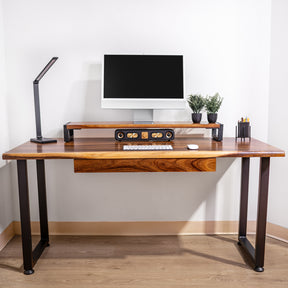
(102, 54, 185, 123)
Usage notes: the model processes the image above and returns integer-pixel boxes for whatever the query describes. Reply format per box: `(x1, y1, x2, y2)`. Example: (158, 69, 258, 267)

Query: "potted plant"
(187, 94, 205, 123)
(205, 93, 223, 123)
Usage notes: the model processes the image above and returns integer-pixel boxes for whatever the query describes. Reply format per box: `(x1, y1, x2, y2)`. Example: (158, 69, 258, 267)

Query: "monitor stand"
(133, 109, 154, 124)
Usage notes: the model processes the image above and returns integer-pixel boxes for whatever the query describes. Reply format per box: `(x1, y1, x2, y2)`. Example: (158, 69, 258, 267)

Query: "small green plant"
(205, 93, 223, 114)
(187, 94, 205, 113)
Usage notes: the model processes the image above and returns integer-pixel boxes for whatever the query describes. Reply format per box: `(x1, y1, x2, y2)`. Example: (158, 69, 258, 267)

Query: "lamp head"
(33, 57, 58, 84)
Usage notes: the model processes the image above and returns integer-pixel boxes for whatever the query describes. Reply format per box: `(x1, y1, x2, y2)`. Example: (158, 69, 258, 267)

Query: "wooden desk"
(2, 137, 285, 274)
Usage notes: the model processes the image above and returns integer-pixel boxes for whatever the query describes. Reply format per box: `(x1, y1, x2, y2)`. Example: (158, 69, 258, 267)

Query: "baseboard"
(13, 220, 257, 236)
(266, 222, 288, 243)
(0, 222, 15, 251)
(1, 220, 287, 252)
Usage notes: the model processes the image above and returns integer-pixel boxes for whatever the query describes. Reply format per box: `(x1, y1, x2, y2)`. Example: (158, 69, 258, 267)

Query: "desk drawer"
(74, 158, 216, 173)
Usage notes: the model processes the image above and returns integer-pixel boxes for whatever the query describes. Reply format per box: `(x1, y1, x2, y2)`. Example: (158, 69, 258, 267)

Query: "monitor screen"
(103, 55, 184, 100)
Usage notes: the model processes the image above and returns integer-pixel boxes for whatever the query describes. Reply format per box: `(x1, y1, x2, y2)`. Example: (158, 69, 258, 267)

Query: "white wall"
(268, 0, 288, 228)
(0, 0, 9, 166)
(0, 0, 13, 234)
(2, 0, 272, 224)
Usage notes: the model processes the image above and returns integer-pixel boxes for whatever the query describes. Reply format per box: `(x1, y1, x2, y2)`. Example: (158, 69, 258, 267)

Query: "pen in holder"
(236, 119, 251, 141)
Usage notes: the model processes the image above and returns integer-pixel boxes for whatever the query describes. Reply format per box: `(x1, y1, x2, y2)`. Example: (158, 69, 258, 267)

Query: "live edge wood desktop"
(2, 123, 285, 275)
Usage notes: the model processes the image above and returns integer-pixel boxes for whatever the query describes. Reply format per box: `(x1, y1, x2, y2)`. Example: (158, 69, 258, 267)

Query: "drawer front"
(74, 158, 216, 173)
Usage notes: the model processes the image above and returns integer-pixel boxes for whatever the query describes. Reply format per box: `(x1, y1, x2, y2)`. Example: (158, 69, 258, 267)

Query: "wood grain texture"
(66, 121, 221, 129)
(74, 158, 216, 173)
(1, 235, 288, 287)
(2, 137, 285, 160)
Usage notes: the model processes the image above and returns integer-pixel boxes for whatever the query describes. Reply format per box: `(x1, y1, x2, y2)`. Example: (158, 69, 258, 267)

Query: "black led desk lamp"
(30, 57, 58, 144)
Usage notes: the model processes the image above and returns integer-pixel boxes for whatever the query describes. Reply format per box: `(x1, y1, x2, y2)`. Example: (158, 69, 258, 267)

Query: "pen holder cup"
(236, 122, 251, 141)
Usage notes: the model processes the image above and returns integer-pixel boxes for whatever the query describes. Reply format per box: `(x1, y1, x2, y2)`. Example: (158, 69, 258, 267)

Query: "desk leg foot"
(237, 241, 241, 246)
(254, 266, 264, 272)
(24, 269, 34, 275)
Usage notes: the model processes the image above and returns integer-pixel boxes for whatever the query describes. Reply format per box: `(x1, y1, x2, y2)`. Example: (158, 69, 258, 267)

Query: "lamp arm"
(33, 82, 42, 139)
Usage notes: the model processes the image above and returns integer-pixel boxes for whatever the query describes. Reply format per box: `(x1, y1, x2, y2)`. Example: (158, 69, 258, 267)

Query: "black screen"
(103, 55, 183, 99)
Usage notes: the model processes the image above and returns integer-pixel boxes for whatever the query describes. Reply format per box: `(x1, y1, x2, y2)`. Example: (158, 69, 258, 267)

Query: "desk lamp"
(30, 57, 58, 144)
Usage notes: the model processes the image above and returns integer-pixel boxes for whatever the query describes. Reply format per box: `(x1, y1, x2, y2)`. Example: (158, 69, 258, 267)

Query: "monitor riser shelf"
(63, 122, 223, 142)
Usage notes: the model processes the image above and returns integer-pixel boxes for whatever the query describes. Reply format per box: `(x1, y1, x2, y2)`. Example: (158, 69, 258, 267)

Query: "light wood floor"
(0, 235, 287, 287)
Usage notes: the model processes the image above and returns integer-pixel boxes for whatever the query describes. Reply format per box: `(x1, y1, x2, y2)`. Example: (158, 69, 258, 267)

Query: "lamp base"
(30, 137, 57, 144)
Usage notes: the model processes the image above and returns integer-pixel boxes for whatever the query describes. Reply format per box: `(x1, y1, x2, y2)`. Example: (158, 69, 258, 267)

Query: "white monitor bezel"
(101, 54, 186, 110)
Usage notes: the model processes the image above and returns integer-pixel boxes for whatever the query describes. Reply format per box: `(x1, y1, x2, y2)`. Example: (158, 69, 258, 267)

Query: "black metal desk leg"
(36, 160, 49, 244)
(238, 157, 250, 240)
(254, 157, 270, 272)
(237, 157, 271, 272)
(238, 158, 256, 263)
(17, 160, 34, 275)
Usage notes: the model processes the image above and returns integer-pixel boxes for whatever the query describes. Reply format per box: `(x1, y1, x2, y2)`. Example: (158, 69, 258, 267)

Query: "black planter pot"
(192, 113, 202, 123)
(207, 113, 218, 123)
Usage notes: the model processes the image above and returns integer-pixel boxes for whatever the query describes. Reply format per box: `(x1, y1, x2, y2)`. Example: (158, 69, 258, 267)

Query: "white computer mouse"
(187, 144, 199, 150)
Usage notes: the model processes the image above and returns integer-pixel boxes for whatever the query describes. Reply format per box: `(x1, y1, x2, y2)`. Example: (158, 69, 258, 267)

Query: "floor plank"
(0, 235, 287, 287)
